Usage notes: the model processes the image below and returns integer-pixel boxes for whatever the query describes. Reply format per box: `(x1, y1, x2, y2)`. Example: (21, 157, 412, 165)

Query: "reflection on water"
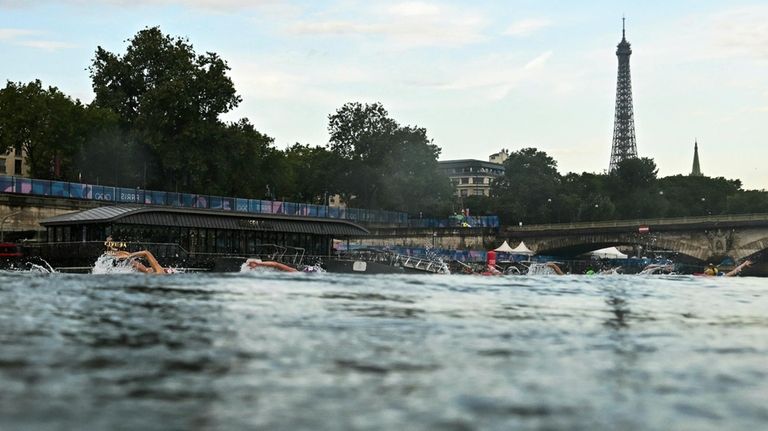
(1, 272, 767, 430)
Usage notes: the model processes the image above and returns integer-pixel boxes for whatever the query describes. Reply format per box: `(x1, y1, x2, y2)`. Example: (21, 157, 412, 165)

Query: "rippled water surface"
(1, 272, 767, 430)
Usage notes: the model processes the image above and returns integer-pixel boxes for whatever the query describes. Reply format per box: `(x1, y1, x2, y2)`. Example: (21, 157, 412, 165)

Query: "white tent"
(510, 241, 535, 255)
(589, 247, 628, 259)
(494, 241, 514, 253)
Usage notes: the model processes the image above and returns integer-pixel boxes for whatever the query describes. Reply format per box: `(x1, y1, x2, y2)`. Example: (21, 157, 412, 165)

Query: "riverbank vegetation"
(1, 27, 766, 223)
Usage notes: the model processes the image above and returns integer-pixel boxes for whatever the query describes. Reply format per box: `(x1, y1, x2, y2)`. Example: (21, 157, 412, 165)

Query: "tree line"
(468, 148, 768, 224)
(1, 27, 766, 223)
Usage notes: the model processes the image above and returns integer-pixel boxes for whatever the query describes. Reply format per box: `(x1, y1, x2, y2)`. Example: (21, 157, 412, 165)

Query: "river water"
(1, 271, 766, 430)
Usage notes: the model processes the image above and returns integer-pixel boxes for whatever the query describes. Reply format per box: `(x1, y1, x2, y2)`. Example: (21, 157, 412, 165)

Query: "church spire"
(691, 139, 703, 176)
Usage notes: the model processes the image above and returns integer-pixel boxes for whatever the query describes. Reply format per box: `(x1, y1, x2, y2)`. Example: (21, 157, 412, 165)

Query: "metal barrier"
(408, 216, 500, 228)
(0, 175, 408, 225)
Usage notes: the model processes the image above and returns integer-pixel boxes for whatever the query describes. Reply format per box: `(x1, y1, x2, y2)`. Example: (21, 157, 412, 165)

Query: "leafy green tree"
(282, 143, 340, 204)
(0, 80, 86, 179)
(658, 175, 741, 217)
(73, 105, 144, 186)
(609, 157, 661, 219)
(492, 148, 561, 224)
(727, 190, 768, 214)
(385, 125, 454, 214)
(89, 26, 241, 191)
(200, 119, 279, 198)
(558, 172, 616, 222)
(327, 102, 452, 213)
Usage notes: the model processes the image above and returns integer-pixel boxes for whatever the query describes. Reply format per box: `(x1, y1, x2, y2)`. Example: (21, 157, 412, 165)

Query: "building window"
(473, 177, 485, 184)
(460, 189, 468, 197)
(14, 144, 22, 157)
(14, 159, 22, 175)
(0, 158, 5, 174)
(460, 178, 469, 184)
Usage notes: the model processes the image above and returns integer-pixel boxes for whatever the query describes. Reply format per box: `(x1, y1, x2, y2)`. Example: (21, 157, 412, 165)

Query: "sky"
(1, 0, 767, 189)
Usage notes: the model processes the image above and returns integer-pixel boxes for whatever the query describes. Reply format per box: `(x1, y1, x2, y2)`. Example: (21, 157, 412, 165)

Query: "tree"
(658, 175, 741, 217)
(89, 26, 241, 191)
(609, 157, 660, 219)
(0, 80, 86, 179)
(327, 102, 452, 213)
(559, 172, 615, 222)
(282, 143, 340, 204)
(73, 105, 144, 186)
(385, 125, 454, 214)
(202, 119, 279, 198)
(492, 148, 562, 224)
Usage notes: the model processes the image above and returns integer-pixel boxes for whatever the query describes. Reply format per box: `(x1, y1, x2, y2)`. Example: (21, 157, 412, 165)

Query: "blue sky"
(1, 0, 767, 189)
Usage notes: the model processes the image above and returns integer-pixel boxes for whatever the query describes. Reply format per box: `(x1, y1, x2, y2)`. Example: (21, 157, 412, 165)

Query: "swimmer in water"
(703, 260, 752, 277)
(110, 250, 173, 274)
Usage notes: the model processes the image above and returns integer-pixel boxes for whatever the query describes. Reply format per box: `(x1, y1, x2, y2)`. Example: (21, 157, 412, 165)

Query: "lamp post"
(1, 210, 22, 242)
(546, 198, 552, 223)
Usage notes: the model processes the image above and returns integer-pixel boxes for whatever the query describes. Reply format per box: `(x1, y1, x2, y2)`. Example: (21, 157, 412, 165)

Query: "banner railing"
(408, 216, 500, 228)
(0, 175, 409, 226)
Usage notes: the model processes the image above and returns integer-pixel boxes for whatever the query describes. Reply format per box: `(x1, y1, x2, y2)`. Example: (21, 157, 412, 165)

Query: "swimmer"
(110, 250, 173, 274)
(702, 260, 752, 277)
(724, 260, 752, 277)
(545, 262, 565, 275)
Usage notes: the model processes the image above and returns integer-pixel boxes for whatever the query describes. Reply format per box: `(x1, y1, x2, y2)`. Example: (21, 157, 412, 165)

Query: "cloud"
(1, 0, 276, 7)
(524, 51, 553, 69)
(0, 28, 36, 40)
(288, 2, 487, 48)
(0, 28, 75, 50)
(504, 18, 552, 37)
(647, 5, 768, 63)
(291, 21, 382, 36)
(708, 6, 768, 60)
(17, 40, 77, 50)
(428, 51, 555, 100)
(386, 1, 441, 17)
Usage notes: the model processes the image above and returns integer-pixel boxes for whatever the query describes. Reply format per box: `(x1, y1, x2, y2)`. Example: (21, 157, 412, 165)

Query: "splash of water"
(91, 253, 184, 274)
(526, 263, 559, 275)
(424, 246, 451, 275)
(91, 254, 139, 274)
(26, 263, 54, 273)
(1, 257, 56, 273)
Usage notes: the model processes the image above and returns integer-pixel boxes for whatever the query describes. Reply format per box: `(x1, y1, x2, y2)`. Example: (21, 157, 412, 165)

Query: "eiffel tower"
(609, 18, 638, 172)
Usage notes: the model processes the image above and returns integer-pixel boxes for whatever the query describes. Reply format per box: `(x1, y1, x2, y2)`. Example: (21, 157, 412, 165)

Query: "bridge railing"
(511, 213, 768, 232)
(0, 175, 409, 226)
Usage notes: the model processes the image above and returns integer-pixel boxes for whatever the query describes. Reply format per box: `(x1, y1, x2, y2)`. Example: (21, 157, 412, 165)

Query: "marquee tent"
(493, 241, 514, 253)
(589, 247, 628, 259)
(510, 241, 535, 255)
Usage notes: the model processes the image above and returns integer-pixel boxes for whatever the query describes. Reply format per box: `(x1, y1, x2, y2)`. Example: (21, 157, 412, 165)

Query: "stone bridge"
(504, 214, 768, 263)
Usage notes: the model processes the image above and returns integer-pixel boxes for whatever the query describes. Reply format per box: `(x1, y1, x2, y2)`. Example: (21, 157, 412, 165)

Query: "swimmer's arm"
(127, 251, 165, 274)
(725, 260, 752, 277)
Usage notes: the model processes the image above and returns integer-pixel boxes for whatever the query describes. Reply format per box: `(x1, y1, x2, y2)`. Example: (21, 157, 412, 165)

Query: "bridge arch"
(730, 237, 768, 261)
(529, 232, 710, 261)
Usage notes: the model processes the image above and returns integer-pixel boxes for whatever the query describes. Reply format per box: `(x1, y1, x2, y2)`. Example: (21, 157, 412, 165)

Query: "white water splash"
(91, 253, 184, 274)
(526, 263, 559, 275)
(2, 258, 56, 273)
(91, 254, 139, 274)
